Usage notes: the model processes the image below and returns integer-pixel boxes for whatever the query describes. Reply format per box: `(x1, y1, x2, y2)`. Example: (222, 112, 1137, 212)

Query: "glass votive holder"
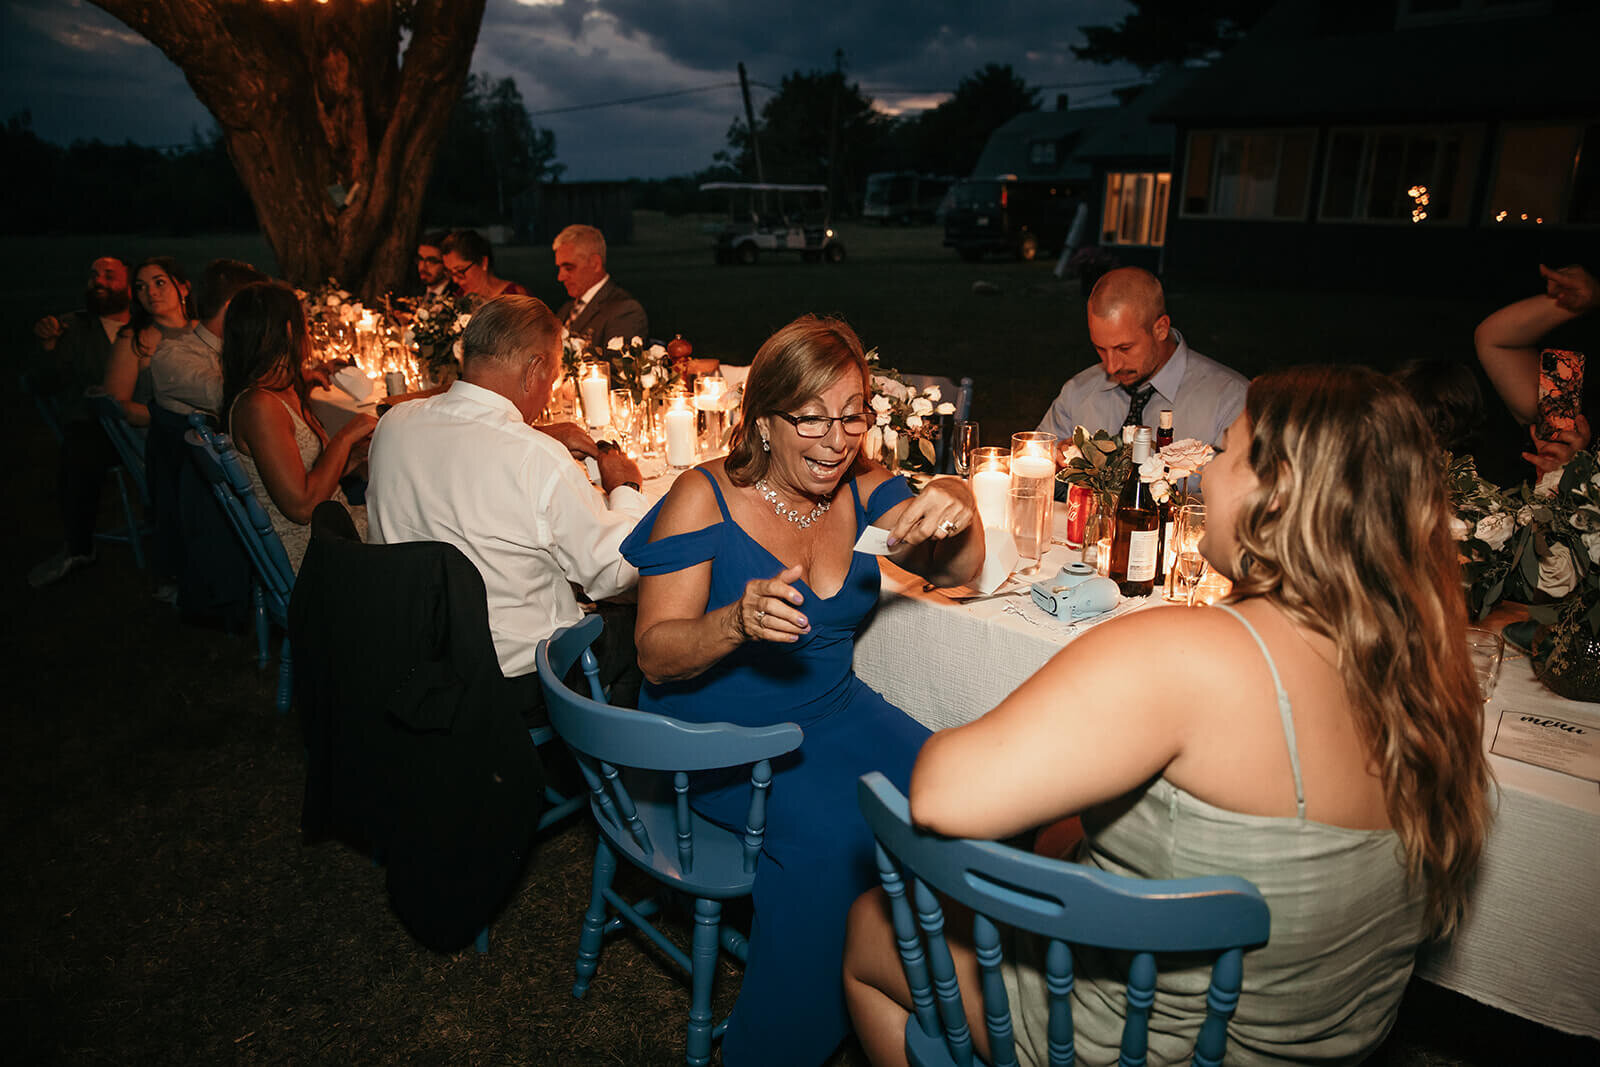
(578, 361, 612, 428)
(695, 375, 729, 454)
(969, 447, 1011, 530)
(663, 392, 697, 469)
(1009, 432, 1055, 556)
(1009, 484, 1050, 577)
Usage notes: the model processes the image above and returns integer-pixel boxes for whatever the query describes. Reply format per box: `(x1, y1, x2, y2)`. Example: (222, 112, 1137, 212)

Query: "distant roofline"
(698, 182, 828, 193)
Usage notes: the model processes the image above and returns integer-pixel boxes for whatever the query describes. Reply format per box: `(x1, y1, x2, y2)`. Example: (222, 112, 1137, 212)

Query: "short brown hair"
(726, 314, 870, 486)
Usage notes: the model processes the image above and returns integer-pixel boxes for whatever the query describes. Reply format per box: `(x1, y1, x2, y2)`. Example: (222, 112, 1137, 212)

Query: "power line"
(862, 75, 1151, 95)
(525, 81, 756, 117)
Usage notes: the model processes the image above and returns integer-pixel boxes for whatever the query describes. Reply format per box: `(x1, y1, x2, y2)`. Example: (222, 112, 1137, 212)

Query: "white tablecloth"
(853, 568, 1600, 1039)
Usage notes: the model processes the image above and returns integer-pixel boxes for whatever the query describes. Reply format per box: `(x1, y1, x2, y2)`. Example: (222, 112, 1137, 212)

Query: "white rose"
(606, 336, 625, 351)
(1584, 530, 1600, 565)
(882, 426, 899, 455)
(906, 414, 923, 431)
(1158, 439, 1213, 477)
(925, 386, 942, 402)
(648, 343, 667, 360)
(415, 307, 429, 321)
(1448, 514, 1473, 541)
(911, 397, 934, 417)
(1473, 511, 1515, 550)
(883, 379, 910, 402)
(1151, 478, 1171, 503)
(640, 370, 658, 389)
(876, 413, 891, 427)
(1535, 467, 1564, 497)
(870, 394, 892, 413)
(864, 426, 882, 459)
(935, 401, 956, 415)
(630, 336, 643, 348)
(326, 294, 341, 307)
(1537, 543, 1579, 598)
(1139, 455, 1166, 481)
(1516, 505, 1535, 527)
(456, 314, 472, 331)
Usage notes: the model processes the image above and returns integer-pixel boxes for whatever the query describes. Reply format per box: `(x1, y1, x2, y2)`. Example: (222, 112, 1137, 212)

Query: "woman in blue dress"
(622, 314, 984, 1065)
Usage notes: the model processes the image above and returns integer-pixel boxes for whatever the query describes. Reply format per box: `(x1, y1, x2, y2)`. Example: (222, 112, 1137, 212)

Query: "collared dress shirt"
(366, 380, 647, 676)
(151, 324, 224, 417)
(1035, 328, 1248, 448)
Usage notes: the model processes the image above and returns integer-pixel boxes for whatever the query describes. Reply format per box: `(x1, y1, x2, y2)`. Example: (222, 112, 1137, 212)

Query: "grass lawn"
(4, 212, 1495, 446)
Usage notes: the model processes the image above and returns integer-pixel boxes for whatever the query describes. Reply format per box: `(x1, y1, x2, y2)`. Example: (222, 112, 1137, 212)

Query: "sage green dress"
(1002, 603, 1427, 1066)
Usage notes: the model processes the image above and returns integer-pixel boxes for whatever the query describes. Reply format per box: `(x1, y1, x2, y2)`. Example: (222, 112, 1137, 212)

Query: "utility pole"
(737, 61, 767, 213)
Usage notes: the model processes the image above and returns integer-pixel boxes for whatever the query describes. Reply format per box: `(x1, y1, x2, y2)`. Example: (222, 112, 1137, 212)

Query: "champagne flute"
(953, 421, 980, 477)
(1175, 504, 1208, 607)
(610, 389, 638, 453)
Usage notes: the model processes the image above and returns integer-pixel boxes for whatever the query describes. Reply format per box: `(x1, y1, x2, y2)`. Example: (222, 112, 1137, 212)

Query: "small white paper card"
(853, 524, 893, 556)
(332, 365, 374, 403)
(1490, 709, 1600, 783)
(973, 526, 1019, 595)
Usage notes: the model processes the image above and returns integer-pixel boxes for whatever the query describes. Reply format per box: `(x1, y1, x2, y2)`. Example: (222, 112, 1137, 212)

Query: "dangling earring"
(761, 435, 770, 452)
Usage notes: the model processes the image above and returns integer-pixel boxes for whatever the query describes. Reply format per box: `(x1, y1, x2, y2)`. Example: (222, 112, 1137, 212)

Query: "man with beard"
(31, 257, 133, 419)
(27, 257, 136, 588)
(412, 231, 457, 300)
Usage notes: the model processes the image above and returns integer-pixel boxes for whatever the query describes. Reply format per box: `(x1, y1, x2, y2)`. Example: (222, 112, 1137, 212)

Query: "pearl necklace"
(755, 479, 831, 530)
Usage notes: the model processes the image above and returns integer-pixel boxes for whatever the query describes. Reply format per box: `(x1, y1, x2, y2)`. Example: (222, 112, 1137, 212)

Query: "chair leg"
(113, 468, 146, 570)
(276, 633, 293, 714)
(686, 896, 723, 1067)
(253, 586, 269, 670)
(475, 927, 489, 954)
(573, 838, 616, 998)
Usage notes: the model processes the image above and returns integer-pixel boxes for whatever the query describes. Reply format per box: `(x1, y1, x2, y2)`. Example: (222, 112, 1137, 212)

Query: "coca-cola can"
(1064, 483, 1093, 549)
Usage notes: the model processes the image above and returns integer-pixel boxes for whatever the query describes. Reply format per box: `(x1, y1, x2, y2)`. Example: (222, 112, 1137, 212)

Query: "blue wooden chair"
(86, 389, 151, 570)
(186, 415, 295, 713)
(536, 616, 804, 1067)
(857, 772, 1271, 1067)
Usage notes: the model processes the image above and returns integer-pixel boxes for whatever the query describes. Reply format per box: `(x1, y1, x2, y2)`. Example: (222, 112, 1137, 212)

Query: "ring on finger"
(755, 608, 767, 625)
(938, 519, 957, 535)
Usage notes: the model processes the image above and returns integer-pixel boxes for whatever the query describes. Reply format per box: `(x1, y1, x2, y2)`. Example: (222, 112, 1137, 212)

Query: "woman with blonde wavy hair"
(844, 365, 1492, 1067)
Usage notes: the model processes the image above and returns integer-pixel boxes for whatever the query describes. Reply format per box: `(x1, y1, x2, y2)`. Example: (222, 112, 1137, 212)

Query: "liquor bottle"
(1109, 427, 1161, 596)
(1154, 409, 1175, 585)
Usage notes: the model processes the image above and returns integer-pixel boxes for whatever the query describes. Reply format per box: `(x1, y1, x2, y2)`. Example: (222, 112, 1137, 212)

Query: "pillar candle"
(664, 404, 696, 467)
(972, 469, 1010, 530)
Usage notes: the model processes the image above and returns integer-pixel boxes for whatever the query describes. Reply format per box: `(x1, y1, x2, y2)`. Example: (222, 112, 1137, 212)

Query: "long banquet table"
(853, 556, 1600, 1040)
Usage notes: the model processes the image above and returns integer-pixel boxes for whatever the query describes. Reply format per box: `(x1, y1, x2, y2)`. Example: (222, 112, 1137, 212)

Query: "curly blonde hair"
(1226, 365, 1492, 936)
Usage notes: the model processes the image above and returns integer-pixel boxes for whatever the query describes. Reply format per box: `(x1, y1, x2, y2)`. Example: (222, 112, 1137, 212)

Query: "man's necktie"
(1123, 383, 1156, 428)
(566, 300, 585, 326)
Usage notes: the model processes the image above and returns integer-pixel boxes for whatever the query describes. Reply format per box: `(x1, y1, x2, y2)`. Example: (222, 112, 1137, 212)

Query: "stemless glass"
(1465, 628, 1505, 703)
(1009, 485, 1050, 577)
(953, 421, 980, 477)
(1175, 504, 1208, 607)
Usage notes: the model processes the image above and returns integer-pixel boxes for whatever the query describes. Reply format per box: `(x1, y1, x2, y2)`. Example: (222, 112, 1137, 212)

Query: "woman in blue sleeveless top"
(622, 315, 984, 1065)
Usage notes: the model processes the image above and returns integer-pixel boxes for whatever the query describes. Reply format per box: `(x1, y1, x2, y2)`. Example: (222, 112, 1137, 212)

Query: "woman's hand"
(336, 412, 378, 445)
(729, 563, 810, 644)
(885, 476, 976, 550)
(1524, 415, 1591, 474)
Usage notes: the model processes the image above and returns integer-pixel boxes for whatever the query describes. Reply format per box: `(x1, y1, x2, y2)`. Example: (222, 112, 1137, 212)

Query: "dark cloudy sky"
(0, 0, 1141, 180)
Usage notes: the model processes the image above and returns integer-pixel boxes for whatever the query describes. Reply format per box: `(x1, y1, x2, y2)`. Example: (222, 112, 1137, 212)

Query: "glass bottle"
(1109, 427, 1160, 597)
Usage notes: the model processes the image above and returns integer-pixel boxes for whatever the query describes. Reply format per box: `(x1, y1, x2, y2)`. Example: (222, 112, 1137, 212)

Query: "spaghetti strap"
(694, 467, 734, 522)
(1213, 602, 1307, 820)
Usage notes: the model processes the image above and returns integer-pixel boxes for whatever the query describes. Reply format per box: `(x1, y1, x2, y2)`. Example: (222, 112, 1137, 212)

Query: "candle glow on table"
(579, 362, 611, 428)
(664, 394, 696, 468)
(1009, 431, 1057, 575)
(969, 447, 1011, 530)
(695, 376, 729, 454)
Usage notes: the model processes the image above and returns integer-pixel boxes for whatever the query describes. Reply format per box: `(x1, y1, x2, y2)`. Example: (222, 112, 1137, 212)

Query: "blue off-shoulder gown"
(621, 468, 931, 1066)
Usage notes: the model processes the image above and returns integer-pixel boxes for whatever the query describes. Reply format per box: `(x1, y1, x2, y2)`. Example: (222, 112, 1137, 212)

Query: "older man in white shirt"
(367, 295, 645, 708)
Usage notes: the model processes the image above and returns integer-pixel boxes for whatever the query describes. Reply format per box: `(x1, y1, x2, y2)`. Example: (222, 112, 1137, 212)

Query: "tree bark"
(89, 0, 486, 300)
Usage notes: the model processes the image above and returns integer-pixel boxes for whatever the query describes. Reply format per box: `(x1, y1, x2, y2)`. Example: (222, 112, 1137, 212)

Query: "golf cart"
(701, 182, 845, 265)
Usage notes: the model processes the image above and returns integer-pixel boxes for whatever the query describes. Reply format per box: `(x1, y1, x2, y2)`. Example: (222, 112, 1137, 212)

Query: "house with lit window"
(1150, 0, 1597, 294)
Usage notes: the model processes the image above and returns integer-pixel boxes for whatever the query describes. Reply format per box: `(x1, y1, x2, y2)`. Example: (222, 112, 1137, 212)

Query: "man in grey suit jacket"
(552, 224, 648, 351)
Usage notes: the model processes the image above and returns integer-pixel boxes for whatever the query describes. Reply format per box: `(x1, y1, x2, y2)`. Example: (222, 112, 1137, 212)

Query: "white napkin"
(973, 526, 1019, 594)
(332, 365, 373, 403)
(853, 525, 893, 556)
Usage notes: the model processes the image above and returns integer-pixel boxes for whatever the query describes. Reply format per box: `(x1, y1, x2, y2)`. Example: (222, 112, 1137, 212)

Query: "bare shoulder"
(652, 462, 724, 541)
(1047, 602, 1260, 695)
(852, 459, 895, 499)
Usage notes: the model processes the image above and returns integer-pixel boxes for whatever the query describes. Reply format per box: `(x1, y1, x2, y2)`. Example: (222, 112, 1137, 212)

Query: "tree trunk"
(89, 0, 486, 301)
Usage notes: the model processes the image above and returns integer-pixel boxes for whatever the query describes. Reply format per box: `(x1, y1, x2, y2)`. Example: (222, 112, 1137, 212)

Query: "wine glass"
(953, 421, 980, 477)
(1175, 504, 1208, 607)
(326, 321, 354, 366)
(610, 389, 638, 452)
(1464, 628, 1504, 703)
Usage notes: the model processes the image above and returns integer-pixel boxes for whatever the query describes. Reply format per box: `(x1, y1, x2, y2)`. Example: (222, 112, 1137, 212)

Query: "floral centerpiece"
(864, 351, 957, 472)
(572, 335, 686, 401)
(1450, 451, 1600, 675)
(403, 291, 475, 383)
(1054, 426, 1132, 514)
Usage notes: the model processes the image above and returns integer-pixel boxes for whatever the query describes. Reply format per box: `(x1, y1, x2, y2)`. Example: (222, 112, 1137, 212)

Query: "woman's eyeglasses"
(445, 261, 474, 281)
(770, 411, 873, 438)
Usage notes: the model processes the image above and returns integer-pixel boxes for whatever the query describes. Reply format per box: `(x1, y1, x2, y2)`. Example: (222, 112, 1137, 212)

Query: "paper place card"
(973, 526, 1019, 594)
(854, 525, 893, 556)
(1490, 709, 1600, 783)
(332, 365, 374, 403)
